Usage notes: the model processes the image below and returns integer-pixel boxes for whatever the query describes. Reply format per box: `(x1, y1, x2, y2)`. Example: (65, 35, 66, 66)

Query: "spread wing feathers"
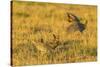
(66, 13, 87, 33)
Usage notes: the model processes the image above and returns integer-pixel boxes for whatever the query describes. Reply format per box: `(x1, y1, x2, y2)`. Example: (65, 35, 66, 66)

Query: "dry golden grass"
(11, 1, 97, 66)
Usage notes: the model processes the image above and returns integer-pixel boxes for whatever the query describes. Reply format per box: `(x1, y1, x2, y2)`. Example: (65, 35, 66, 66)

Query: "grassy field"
(11, 1, 97, 66)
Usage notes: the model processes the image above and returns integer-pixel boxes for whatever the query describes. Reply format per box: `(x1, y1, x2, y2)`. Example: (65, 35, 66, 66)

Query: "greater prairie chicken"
(66, 13, 87, 33)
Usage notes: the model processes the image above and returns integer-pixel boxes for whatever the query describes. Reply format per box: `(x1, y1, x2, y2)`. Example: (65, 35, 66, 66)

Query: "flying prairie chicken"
(66, 13, 87, 33)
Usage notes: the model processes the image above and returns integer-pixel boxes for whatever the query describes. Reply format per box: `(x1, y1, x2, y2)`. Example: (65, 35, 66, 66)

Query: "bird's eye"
(68, 18, 73, 22)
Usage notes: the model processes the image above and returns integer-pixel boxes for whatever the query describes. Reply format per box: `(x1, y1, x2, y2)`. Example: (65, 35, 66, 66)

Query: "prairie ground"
(11, 1, 97, 66)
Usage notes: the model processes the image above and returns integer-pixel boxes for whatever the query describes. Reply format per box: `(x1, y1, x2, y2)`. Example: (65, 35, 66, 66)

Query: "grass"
(11, 1, 97, 66)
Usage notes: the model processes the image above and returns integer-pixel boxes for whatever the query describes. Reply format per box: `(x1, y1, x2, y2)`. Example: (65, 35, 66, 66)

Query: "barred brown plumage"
(66, 13, 87, 33)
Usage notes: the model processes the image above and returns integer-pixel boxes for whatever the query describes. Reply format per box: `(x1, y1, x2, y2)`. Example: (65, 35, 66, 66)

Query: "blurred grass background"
(12, 1, 97, 66)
